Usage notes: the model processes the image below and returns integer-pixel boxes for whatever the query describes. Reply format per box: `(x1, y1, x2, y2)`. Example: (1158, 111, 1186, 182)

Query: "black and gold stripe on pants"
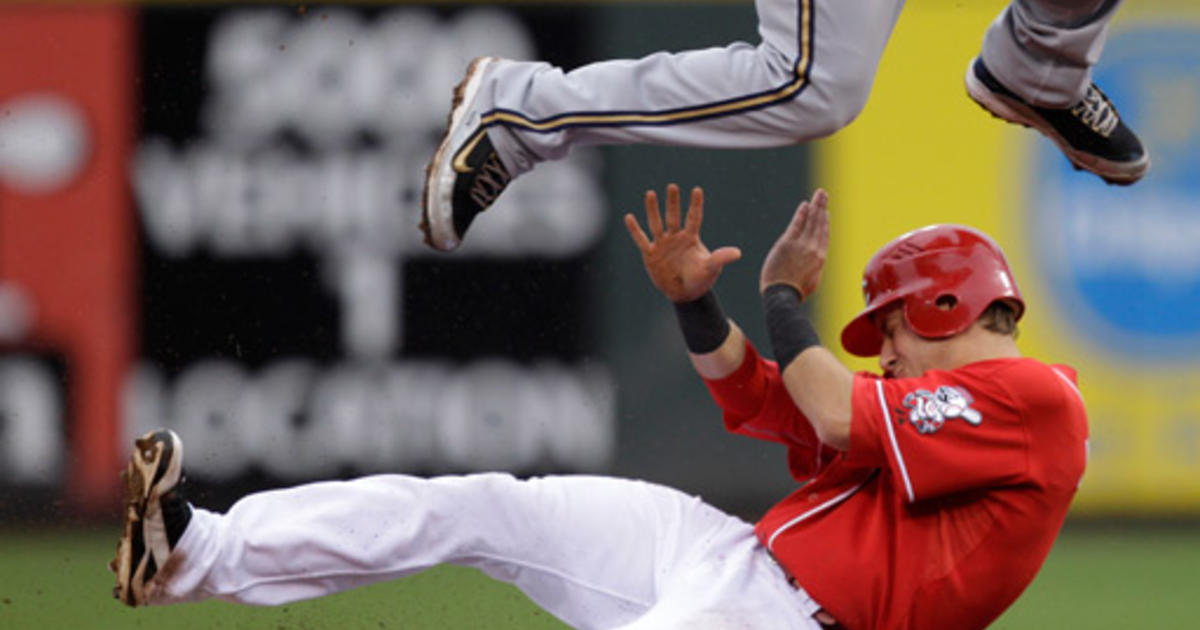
(453, 0, 816, 163)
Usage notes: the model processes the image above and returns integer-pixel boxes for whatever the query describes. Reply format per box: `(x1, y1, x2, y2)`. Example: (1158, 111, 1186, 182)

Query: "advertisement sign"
(819, 2, 1200, 514)
(1026, 18, 1200, 511)
(1, 5, 615, 513)
(129, 6, 614, 507)
(0, 7, 135, 513)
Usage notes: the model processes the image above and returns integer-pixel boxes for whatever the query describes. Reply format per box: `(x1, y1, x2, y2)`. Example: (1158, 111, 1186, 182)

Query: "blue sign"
(1032, 24, 1200, 361)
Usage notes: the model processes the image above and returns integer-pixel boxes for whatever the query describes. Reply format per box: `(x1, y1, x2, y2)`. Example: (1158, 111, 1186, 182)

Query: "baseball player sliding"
(422, 0, 1147, 251)
(113, 184, 1088, 630)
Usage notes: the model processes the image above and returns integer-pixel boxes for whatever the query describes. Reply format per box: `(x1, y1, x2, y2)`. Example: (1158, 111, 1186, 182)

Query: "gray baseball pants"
(479, 0, 1123, 177)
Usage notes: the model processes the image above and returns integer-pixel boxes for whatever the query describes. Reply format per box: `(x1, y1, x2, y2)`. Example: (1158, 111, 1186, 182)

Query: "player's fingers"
(814, 189, 831, 249)
(624, 213, 652, 252)
(802, 197, 822, 241)
(788, 199, 811, 237)
(665, 183, 682, 232)
(684, 186, 704, 235)
(801, 188, 828, 239)
(812, 188, 829, 214)
(645, 190, 664, 239)
(819, 213, 830, 251)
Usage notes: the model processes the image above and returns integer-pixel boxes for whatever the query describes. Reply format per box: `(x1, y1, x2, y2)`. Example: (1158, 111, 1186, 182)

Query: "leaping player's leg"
(966, 0, 1147, 184)
(421, 0, 905, 251)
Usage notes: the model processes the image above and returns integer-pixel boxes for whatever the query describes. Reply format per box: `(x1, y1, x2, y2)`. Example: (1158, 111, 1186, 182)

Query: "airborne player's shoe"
(965, 56, 1149, 185)
(110, 429, 193, 607)
(421, 56, 514, 252)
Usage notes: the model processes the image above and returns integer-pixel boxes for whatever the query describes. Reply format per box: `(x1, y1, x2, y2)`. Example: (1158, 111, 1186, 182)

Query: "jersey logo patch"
(902, 386, 983, 434)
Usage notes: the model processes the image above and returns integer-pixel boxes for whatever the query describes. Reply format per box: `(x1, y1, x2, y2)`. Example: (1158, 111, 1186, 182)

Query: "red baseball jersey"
(704, 340, 1088, 630)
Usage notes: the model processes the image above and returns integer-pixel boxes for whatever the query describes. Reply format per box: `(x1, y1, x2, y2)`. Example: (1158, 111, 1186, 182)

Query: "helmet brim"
(840, 308, 885, 357)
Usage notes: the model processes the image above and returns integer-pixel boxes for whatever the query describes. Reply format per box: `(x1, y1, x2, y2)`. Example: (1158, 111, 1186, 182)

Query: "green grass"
(991, 525, 1200, 629)
(1, 524, 1196, 629)
(0, 526, 565, 630)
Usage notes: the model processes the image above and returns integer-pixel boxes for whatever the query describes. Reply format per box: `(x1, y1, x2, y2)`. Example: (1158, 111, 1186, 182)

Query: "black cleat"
(965, 56, 1149, 185)
(110, 429, 192, 607)
(421, 56, 513, 252)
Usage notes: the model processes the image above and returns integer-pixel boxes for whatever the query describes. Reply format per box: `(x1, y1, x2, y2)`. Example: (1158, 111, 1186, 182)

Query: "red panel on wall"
(0, 6, 136, 513)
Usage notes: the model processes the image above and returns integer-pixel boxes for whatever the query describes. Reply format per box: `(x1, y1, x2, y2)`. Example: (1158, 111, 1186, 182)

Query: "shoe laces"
(469, 152, 512, 208)
(1070, 84, 1119, 138)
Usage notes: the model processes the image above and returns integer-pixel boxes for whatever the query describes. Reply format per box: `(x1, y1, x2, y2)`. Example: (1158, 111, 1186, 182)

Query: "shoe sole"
(421, 56, 496, 252)
(111, 429, 183, 607)
(964, 61, 1149, 186)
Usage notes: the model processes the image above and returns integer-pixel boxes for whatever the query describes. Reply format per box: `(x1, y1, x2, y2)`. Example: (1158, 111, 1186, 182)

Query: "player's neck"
(944, 327, 1021, 369)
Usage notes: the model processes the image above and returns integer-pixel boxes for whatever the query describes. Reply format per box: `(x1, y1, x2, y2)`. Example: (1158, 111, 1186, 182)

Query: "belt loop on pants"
(813, 610, 844, 629)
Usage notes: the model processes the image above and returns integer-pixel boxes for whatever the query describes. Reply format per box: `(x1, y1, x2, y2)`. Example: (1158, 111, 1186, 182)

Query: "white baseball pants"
(154, 473, 825, 630)
(481, 0, 1123, 176)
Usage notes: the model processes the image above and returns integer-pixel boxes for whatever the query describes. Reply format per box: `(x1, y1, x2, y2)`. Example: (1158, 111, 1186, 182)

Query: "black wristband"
(763, 284, 821, 370)
(673, 291, 732, 354)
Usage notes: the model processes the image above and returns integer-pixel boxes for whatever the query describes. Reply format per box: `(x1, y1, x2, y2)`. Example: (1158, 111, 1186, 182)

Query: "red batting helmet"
(840, 224, 1025, 357)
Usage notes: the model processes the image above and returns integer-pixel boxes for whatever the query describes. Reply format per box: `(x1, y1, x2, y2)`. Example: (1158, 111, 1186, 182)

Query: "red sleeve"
(845, 364, 1032, 503)
(702, 339, 830, 478)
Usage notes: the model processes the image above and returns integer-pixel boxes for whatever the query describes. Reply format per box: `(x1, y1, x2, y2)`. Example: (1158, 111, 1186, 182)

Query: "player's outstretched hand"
(625, 184, 742, 303)
(760, 188, 830, 297)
